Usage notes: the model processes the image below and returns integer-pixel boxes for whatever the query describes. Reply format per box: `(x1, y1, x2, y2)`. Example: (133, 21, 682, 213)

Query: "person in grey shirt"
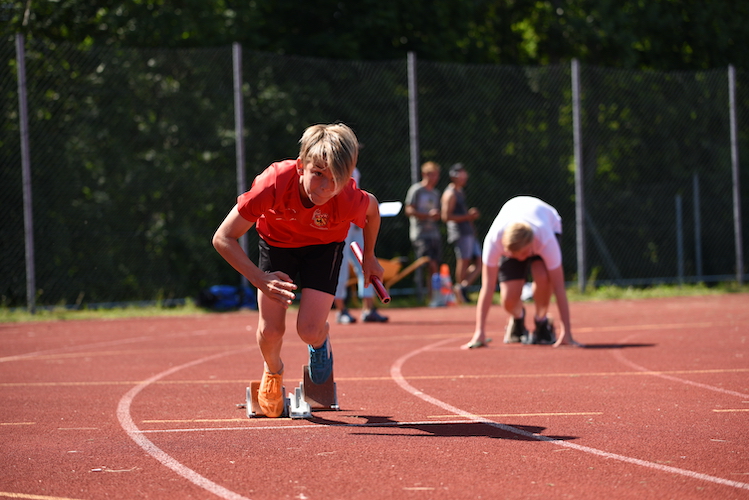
(405, 161, 442, 299)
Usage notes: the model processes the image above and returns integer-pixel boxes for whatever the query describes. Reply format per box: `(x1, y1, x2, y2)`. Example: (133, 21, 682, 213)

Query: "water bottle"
(429, 272, 444, 307)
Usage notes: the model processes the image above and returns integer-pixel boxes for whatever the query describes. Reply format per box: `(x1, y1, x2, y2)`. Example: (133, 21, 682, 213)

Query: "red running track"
(1, 294, 748, 499)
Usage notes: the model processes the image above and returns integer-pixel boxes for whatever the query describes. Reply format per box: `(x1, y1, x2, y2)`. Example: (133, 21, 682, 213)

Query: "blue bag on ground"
(197, 285, 257, 310)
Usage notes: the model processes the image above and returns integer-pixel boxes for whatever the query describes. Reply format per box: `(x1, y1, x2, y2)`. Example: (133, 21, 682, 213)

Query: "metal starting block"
(288, 383, 312, 418)
(243, 365, 338, 419)
(302, 364, 339, 411)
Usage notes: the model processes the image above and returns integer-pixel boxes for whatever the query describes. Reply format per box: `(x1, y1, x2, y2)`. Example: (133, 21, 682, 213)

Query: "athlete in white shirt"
(463, 196, 581, 349)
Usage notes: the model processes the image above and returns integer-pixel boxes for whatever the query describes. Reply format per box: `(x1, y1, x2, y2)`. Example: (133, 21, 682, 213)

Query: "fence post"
(407, 51, 425, 300)
(572, 59, 586, 292)
(233, 42, 248, 287)
(728, 65, 744, 285)
(675, 195, 684, 285)
(16, 33, 35, 313)
(692, 173, 702, 280)
(407, 52, 419, 186)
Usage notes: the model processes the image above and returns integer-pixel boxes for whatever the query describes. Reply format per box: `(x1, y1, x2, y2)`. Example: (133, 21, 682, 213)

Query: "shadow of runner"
(580, 343, 656, 349)
(308, 414, 576, 441)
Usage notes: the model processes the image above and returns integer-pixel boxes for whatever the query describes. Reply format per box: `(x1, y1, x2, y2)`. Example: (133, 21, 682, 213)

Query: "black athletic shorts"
(498, 234, 562, 283)
(258, 239, 345, 295)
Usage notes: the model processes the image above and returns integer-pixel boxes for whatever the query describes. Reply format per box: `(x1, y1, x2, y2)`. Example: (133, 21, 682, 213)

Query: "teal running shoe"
(308, 337, 333, 384)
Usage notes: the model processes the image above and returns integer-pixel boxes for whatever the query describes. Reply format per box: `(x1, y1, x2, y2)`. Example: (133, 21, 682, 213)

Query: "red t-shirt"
(237, 159, 370, 248)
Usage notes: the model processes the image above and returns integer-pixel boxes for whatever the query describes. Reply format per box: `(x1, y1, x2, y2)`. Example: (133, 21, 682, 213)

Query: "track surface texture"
(1, 294, 748, 500)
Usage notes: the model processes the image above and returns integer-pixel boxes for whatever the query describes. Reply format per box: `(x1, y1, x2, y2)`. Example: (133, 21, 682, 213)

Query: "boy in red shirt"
(213, 123, 384, 417)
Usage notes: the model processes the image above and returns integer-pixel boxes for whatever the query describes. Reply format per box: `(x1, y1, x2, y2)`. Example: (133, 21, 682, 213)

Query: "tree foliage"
(2, 2, 747, 307)
(3, 0, 749, 70)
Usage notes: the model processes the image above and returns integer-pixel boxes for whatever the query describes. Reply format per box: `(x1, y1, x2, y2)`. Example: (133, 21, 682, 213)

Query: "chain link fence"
(581, 66, 741, 285)
(2, 36, 747, 309)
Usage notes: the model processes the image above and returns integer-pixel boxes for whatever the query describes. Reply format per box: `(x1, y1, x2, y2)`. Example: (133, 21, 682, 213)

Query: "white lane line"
(0, 330, 217, 363)
(0, 491, 85, 500)
(612, 332, 749, 398)
(427, 412, 604, 418)
(117, 349, 252, 500)
(5, 368, 747, 388)
(390, 337, 749, 492)
(137, 412, 603, 428)
(137, 420, 486, 434)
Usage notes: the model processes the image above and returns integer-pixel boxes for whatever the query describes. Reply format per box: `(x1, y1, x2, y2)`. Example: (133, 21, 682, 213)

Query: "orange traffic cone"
(440, 264, 457, 306)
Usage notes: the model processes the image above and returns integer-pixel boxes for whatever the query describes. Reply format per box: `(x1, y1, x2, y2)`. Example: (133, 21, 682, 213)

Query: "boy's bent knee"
(297, 321, 328, 346)
(501, 294, 519, 309)
(501, 295, 524, 317)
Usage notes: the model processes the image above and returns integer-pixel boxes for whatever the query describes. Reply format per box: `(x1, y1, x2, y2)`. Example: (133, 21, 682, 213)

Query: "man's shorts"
(454, 234, 481, 261)
(258, 239, 344, 295)
(498, 234, 562, 283)
(498, 255, 542, 282)
(413, 235, 442, 263)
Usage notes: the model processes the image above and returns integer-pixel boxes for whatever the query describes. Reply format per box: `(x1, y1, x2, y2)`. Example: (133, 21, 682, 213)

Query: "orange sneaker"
(258, 371, 284, 418)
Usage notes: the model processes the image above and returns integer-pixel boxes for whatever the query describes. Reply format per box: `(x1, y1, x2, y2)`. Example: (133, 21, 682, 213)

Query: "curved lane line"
(390, 337, 749, 492)
(117, 350, 252, 500)
(611, 332, 749, 398)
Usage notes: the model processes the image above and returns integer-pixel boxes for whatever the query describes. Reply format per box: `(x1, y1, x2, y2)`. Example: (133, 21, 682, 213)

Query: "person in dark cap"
(441, 163, 481, 303)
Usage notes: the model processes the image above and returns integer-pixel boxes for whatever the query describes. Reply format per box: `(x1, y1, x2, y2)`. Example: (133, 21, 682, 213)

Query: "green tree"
(5, 0, 749, 70)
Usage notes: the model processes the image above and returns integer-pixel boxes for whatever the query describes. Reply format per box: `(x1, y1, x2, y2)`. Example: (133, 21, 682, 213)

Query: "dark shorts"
(498, 255, 543, 282)
(454, 234, 481, 261)
(413, 235, 442, 262)
(498, 234, 562, 283)
(258, 239, 344, 295)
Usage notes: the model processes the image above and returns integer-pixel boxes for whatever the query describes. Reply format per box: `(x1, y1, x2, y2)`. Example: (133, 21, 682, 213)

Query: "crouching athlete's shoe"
(504, 308, 528, 344)
(534, 317, 556, 345)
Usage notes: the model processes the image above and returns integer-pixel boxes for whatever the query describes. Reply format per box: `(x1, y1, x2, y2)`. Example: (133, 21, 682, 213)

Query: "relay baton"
(350, 242, 391, 304)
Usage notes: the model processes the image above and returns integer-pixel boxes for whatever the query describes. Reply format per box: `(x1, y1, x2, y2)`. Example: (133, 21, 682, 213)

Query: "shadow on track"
(308, 414, 576, 441)
(580, 343, 656, 349)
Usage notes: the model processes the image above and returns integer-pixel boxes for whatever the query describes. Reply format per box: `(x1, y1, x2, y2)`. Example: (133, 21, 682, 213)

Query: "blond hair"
(299, 123, 359, 190)
(502, 222, 534, 252)
(421, 161, 440, 174)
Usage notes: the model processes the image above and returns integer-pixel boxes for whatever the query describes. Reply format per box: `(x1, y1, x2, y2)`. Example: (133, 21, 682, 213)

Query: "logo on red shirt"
(312, 209, 329, 229)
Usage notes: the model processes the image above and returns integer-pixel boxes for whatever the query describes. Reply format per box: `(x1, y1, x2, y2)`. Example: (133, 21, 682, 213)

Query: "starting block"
(246, 381, 291, 418)
(243, 365, 338, 419)
(301, 364, 339, 410)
